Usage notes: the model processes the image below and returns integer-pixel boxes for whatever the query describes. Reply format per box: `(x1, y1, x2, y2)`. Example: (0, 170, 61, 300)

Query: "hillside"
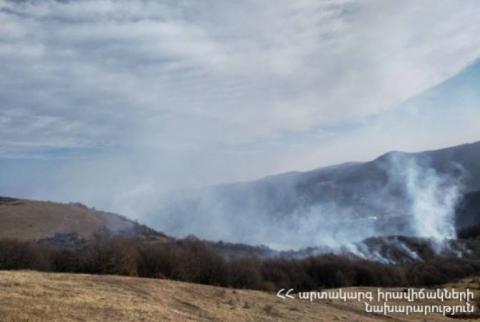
(0, 270, 478, 322)
(456, 190, 480, 237)
(2, 141, 479, 252)
(0, 195, 456, 264)
(152, 141, 480, 248)
(0, 197, 167, 243)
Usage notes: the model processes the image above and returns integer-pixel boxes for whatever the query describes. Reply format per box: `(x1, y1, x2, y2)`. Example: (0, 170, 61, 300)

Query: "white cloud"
(0, 0, 480, 211)
(1, 0, 479, 157)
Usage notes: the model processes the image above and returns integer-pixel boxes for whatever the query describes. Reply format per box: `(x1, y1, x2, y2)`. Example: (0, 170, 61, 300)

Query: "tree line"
(1, 237, 479, 291)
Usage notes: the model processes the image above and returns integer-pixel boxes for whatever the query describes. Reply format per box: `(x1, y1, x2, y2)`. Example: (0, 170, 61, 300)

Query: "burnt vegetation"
(2, 236, 480, 291)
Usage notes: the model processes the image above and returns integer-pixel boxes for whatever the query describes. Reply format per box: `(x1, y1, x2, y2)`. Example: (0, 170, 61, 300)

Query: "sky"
(1, 0, 480, 218)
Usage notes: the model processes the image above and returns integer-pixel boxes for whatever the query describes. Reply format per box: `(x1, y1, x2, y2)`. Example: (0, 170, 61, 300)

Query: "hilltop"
(0, 197, 167, 244)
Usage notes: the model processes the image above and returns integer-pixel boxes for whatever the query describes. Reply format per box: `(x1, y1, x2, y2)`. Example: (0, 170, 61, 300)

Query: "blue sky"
(1, 0, 480, 217)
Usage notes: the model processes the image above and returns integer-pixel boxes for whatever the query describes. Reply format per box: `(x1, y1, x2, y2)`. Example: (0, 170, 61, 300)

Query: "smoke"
(401, 157, 460, 240)
(272, 202, 378, 250)
(382, 152, 464, 243)
(145, 152, 465, 253)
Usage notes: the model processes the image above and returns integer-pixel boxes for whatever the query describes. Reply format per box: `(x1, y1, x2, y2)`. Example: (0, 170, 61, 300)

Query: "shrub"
(1, 236, 480, 292)
(0, 240, 50, 271)
(229, 258, 263, 289)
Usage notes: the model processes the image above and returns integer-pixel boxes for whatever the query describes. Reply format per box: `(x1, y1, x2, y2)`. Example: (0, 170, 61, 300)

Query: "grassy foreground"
(0, 270, 479, 322)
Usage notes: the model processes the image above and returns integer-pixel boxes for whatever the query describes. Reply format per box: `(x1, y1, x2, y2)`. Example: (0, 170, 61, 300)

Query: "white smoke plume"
(147, 152, 465, 254)
(387, 153, 462, 241)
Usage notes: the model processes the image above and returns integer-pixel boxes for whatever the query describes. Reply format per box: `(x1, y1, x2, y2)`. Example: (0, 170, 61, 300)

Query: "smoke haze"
(1, 1, 480, 253)
(145, 146, 470, 251)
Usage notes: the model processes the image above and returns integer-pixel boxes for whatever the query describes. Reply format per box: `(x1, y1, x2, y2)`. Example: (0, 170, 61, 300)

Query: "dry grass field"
(1, 270, 479, 322)
(0, 198, 147, 241)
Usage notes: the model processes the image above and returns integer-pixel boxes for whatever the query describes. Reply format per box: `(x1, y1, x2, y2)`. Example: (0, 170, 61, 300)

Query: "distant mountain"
(0, 197, 168, 245)
(152, 141, 480, 248)
(2, 140, 479, 259)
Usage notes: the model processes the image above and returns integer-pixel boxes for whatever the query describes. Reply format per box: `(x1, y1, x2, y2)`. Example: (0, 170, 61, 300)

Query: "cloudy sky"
(1, 0, 480, 216)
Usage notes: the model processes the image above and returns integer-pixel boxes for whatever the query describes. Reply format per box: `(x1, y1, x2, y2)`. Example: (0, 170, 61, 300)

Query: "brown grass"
(0, 198, 134, 241)
(1, 271, 479, 322)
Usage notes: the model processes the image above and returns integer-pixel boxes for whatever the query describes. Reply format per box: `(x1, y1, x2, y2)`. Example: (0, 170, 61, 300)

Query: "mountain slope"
(0, 197, 167, 243)
(152, 141, 480, 248)
(456, 190, 480, 238)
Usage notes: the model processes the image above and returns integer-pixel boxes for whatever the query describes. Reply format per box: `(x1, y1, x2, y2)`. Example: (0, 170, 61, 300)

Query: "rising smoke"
(400, 155, 460, 240)
(148, 152, 465, 253)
